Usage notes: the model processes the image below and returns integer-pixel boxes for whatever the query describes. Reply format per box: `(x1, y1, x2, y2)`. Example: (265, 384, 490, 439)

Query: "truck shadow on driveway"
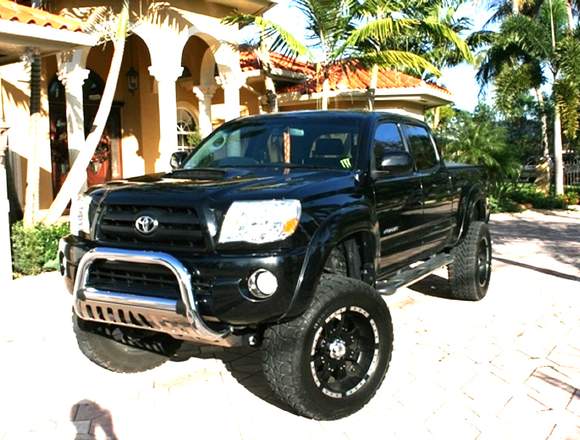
(407, 274, 458, 300)
(172, 344, 296, 414)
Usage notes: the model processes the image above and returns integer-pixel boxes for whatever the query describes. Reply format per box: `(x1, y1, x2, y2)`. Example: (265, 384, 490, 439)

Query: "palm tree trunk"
(512, 0, 520, 14)
(23, 52, 41, 227)
(534, 89, 549, 157)
(368, 63, 378, 111)
(43, 36, 126, 224)
(321, 76, 330, 110)
(553, 105, 564, 195)
(264, 75, 278, 113)
(566, 0, 574, 31)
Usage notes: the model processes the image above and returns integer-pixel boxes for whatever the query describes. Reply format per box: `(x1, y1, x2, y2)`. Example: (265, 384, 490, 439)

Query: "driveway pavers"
(1, 209, 579, 439)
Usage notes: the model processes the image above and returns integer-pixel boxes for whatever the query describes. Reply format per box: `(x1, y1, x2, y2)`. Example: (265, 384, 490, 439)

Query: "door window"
(404, 125, 439, 171)
(373, 123, 405, 169)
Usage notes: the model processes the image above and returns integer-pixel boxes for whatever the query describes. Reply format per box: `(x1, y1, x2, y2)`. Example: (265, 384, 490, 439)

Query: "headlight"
(70, 194, 92, 236)
(219, 200, 301, 244)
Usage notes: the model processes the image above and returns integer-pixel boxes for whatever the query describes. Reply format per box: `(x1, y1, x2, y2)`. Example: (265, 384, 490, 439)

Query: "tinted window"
(374, 123, 405, 169)
(405, 125, 438, 170)
(183, 118, 362, 170)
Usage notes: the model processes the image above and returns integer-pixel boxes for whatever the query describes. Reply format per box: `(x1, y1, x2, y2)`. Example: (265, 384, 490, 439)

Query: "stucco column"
(221, 75, 244, 122)
(149, 65, 183, 171)
(57, 50, 89, 166)
(193, 85, 217, 137)
(0, 124, 12, 283)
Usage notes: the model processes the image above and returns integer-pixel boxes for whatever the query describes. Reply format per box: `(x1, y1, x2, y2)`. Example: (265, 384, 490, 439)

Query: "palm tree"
(350, 0, 474, 114)
(43, 2, 130, 224)
(477, 0, 580, 194)
(222, 15, 311, 112)
(225, 0, 473, 111)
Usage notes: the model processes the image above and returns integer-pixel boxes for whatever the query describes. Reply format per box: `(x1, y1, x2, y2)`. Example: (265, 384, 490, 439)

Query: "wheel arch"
(281, 204, 379, 320)
(454, 184, 488, 245)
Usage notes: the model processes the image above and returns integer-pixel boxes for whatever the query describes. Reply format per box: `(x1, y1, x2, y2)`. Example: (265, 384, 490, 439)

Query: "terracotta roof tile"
(240, 51, 315, 75)
(240, 52, 449, 95)
(0, 1, 84, 32)
(278, 60, 449, 95)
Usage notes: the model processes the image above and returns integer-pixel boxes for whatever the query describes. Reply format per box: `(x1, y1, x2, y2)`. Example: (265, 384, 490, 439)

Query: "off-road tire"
(262, 275, 393, 420)
(448, 221, 492, 301)
(73, 314, 181, 373)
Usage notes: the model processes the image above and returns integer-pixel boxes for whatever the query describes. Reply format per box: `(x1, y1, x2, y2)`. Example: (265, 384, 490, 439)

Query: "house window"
(176, 107, 198, 150)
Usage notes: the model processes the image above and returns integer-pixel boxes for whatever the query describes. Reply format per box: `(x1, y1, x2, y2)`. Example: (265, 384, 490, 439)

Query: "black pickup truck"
(60, 111, 491, 420)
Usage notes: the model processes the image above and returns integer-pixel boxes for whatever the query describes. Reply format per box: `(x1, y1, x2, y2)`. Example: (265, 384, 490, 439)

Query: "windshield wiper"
(242, 163, 329, 169)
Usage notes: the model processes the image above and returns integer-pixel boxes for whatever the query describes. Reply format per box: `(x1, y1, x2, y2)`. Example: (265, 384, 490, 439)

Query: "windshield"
(182, 117, 362, 170)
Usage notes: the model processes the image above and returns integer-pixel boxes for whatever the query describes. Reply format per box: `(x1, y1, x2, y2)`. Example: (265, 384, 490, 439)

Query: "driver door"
(372, 121, 424, 276)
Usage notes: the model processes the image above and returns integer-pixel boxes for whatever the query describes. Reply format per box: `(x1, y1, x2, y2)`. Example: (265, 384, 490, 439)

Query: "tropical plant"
(476, 0, 580, 195)
(225, 0, 473, 110)
(43, 2, 130, 224)
(437, 105, 521, 187)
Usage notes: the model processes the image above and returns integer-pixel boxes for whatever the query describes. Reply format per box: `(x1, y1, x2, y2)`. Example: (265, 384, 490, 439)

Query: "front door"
(85, 104, 122, 187)
(373, 121, 424, 277)
(48, 71, 123, 194)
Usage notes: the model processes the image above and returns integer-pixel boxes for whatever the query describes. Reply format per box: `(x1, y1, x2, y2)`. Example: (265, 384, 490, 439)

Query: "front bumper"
(59, 235, 307, 333)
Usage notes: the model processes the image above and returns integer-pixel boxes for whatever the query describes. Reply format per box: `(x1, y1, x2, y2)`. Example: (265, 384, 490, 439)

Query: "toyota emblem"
(135, 215, 159, 235)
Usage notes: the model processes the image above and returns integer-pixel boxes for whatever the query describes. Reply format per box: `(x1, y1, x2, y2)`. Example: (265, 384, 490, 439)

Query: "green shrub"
(565, 186, 580, 205)
(11, 221, 70, 276)
(488, 195, 524, 213)
(508, 185, 568, 210)
(488, 183, 574, 213)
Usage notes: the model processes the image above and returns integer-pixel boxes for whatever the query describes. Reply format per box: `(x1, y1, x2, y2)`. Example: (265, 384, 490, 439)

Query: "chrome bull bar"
(73, 247, 232, 345)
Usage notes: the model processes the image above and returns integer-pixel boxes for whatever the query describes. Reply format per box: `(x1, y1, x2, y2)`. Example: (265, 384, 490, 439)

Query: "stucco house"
(0, 0, 453, 216)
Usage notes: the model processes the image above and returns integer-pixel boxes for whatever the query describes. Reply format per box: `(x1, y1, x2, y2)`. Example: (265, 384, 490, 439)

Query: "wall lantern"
(126, 67, 139, 94)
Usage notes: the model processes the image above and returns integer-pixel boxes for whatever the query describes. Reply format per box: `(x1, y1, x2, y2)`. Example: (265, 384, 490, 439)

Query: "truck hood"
(97, 168, 359, 210)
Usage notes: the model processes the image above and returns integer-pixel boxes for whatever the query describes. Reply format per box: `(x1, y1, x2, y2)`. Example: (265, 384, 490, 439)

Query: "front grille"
(97, 204, 207, 252)
(86, 260, 180, 300)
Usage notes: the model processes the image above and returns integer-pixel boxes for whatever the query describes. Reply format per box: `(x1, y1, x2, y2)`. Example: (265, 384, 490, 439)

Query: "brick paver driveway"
(1, 210, 579, 440)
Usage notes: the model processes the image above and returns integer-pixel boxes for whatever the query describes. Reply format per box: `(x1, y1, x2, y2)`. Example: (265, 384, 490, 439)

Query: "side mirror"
(170, 151, 189, 170)
(377, 151, 414, 174)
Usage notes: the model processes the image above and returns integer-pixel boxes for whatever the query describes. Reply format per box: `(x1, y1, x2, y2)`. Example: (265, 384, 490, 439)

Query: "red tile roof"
(240, 51, 315, 76)
(0, 1, 84, 32)
(240, 52, 449, 95)
(279, 60, 450, 95)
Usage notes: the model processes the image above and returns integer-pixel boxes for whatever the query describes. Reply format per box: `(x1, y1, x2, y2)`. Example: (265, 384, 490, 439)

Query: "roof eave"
(278, 87, 453, 108)
(0, 18, 97, 64)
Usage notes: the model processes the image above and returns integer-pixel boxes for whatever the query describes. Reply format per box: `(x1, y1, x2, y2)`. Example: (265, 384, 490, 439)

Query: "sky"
(256, 1, 495, 112)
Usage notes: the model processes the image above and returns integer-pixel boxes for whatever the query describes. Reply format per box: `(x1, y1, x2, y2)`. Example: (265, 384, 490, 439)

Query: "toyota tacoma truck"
(59, 111, 491, 420)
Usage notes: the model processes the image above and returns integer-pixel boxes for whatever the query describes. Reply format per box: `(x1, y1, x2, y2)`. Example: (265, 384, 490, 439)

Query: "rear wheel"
(262, 275, 393, 420)
(448, 221, 492, 301)
(73, 314, 181, 373)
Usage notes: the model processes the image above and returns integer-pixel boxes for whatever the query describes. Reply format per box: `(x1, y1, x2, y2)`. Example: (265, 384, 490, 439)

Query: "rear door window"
(404, 124, 439, 171)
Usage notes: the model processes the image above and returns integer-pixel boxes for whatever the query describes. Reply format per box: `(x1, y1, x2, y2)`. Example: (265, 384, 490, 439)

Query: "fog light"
(248, 269, 278, 299)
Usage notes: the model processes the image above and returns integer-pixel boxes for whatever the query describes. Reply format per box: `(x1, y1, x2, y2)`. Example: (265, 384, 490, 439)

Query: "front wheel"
(73, 314, 181, 373)
(262, 275, 393, 420)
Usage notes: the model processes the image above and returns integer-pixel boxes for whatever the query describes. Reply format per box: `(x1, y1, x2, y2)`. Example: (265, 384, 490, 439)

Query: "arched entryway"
(48, 70, 122, 194)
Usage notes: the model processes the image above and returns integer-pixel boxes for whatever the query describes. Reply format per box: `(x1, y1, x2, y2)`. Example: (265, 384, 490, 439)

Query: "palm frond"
(359, 50, 441, 77)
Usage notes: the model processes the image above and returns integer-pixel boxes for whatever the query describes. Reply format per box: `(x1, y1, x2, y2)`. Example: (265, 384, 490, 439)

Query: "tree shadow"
(494, 256, 580, 282)
(489, 217, 580, 270)
(171, 344, 296, 415)
(70, 400, 118, 440)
